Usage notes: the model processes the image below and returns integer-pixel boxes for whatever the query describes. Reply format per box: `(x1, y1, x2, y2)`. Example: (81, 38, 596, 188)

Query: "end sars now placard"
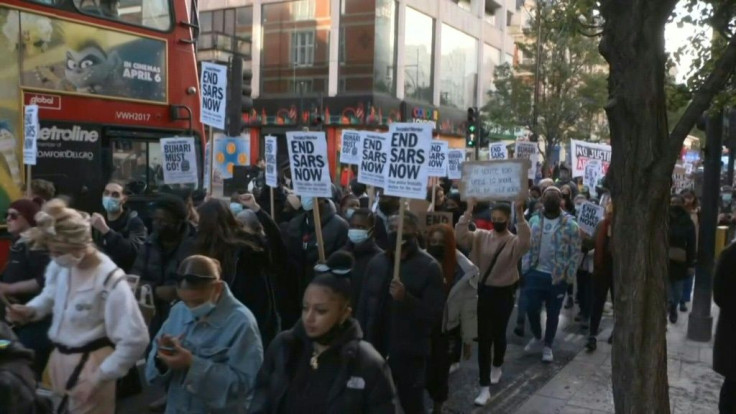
(459, 159, 530, 202)
(161, 137, 198, 184)
(428, 140, 449, 177)
(200, 62, 227, 130)
(384, 123, 433, 200)
(286, 131, 332, 198)
(358, 131, 389, 188)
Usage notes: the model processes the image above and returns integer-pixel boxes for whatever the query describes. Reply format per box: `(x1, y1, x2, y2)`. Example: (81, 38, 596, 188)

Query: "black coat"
(356, 247, 445, 358)
(342, 239, 383, 308)
(668, 208, 696, 281)
(249, 319, 399, 414)
(714, 242, 736, 379)
(0, 322, 53, 414)
(93, 209, 147, 273)
(0, 239, 49, 304)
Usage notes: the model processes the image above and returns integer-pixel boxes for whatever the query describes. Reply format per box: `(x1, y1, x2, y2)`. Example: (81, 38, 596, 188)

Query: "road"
(117, 298, 613, 413)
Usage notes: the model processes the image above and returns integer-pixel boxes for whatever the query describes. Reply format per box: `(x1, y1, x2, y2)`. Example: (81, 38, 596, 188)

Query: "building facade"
(198, 0, 523, 177)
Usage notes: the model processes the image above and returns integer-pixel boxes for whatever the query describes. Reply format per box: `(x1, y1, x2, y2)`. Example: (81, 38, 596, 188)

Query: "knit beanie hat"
(9, 199, 41, 226)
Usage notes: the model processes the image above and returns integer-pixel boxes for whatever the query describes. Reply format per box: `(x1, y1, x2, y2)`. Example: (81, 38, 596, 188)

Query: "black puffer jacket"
(668, 206, 696, 282)
(0, 322, 53, 414)
(714, 242, 736, 379)
(342, 239, 383, 308)
(249, 319, 398, 414)
(93, 208, 147, 272)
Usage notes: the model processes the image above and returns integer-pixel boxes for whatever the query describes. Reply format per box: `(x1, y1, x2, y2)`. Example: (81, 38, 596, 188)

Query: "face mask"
(54, 253, 84, 268)
(723, 194, 733, 204)
(493, 221, 508, 233)
(345, 208, 355, 220)
(102, 196, 121, 214)
(230, 202, 244, 215)
(348, 228, 370, 244)
(427, 245, 445, 260)
(301, 197, 314, 211)
(188, 302, 216, 320)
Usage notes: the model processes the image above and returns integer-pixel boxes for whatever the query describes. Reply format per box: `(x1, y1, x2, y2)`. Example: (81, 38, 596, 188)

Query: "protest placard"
(672, 165, 692, 192)
(570, 140, 611, 178)
(459, 159, 530, 201)
(213, 133, 250, 180)
(684, 163, 693, 175)
(489, 142, 508, 160)
(447, 149, 465, 180)
(428, 140, 449, 177)
(583, 159, 603, 196)
(286, 131, 332, 198)
(23, 105, 39, 166)
(265, 135, 278, 188)
(339, 130, 362, 165)
(417, 211, 453, 232)
(577, 201, 604, 236)
(514, 141, 538, 180)
(200, 62, 227, 130)
(357, 131, 389, 188)
(383, 123, 432, 200)
(161, 137, 198, 184)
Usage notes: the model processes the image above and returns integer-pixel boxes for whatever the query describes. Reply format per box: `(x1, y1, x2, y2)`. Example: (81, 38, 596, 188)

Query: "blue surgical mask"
(348, 228, 370, 244)
(345, 208, 355, 220)
(230, 202, 244, 215)
(102, 196, 121, 213)
(189, 302, 216, 319)
(301, 197, 314, 211)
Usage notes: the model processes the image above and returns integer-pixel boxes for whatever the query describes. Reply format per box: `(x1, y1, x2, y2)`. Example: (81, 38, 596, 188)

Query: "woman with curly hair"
(5, 199, 148, 414)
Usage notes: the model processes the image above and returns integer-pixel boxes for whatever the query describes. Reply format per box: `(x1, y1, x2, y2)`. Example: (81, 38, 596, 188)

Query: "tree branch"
(668, 34, 736, 151)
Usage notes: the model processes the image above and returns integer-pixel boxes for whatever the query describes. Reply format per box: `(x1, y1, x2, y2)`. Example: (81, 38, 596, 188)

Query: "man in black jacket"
(91, 181, 147, 272)
(342, 208, 383, 308)
(284, 197, 349, 326)
(373, 191, 400, 250)
(357, 211, 445, 414)
(714, 241, 736, 414)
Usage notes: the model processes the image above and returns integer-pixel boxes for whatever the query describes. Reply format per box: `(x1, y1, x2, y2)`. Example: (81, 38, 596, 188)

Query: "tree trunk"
(599, 1, 677, 412)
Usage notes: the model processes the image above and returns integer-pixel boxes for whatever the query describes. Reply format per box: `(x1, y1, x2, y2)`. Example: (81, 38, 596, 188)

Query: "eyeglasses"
(5, 212, 18, 221)
(175, 273, 217, 286)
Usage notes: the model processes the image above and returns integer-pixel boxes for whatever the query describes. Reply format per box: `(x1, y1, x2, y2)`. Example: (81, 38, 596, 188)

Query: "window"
(403, 7, 434, 102)
(439, 24, 478, 108)
(200, 11, 213, 32)
(291, 31, 315, 66)
(73, 0, 172, 31)
(111, 139, 200, 192)
(289, 79, 314, 93)
(292, 0, 315, 21)
(453, 0, 472, 12)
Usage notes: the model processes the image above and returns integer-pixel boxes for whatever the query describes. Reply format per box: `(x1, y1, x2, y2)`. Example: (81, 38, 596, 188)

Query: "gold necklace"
(310, 347, 327, 370)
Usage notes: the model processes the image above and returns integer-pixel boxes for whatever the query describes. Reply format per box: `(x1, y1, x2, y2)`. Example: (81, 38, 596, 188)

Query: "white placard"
(570, 140, 611, 178)
(265, 135, 278, 188)
(583, 159, 603, 196)
(383, 123, 433, 200)
(200, 62, 228, 130)
(514, 141, 538, 180)
(684, 163, 693, 175)
(447, 149, 465, 180)
(161, 137, 198, 184)
(489, 142, 508, 160)
(286, 131, 332, 198)
(577, 201, 604, 236)
(23, 104, 39, 166)
(459, 159, 530, 201)
(339, 130, 362, 165)
(428, 140, 449, 177)
(357, 131, 389, 188)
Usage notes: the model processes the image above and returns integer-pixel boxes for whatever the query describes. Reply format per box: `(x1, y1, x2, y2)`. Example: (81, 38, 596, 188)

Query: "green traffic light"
(468, 125, 476, 132)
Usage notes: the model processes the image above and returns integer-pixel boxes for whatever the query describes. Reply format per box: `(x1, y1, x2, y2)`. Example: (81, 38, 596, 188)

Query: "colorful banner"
(5, 9, 167, 103)
(570, 140, 611, 178)
(213, 134, 250, 180)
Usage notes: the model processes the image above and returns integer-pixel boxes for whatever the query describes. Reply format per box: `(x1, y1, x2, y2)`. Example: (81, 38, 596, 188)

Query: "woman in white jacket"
(6, 199, 149, 414)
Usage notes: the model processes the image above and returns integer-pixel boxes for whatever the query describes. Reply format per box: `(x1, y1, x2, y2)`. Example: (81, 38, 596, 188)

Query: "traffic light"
(242, 67, 253, 113)
(466, 107, 478, 148)
(226, 57, 243, 137)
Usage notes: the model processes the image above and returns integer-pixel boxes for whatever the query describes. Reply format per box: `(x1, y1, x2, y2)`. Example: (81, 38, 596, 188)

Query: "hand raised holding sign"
(465, 197, 476, 215)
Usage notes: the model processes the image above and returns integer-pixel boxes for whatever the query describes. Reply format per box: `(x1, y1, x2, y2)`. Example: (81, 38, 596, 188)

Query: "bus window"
(73, 0, 172, 31)
(111, 139, 200, 194)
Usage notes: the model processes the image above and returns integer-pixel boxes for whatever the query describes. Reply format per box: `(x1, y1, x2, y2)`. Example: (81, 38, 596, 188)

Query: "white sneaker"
(490, 365, 503, 384)
(524, 337, 543, 353)
(449, 362, 461, 374)
(542, 346, 554, 363)
(474, 386, 491, 406)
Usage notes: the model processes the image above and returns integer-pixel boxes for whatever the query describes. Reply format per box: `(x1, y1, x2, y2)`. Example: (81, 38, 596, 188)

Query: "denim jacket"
(522, 213, 582, 285)
(145, 284, 264, 414)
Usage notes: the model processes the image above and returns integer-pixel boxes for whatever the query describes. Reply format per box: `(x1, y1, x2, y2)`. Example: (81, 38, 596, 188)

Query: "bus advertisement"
(0, 0, 204, 218)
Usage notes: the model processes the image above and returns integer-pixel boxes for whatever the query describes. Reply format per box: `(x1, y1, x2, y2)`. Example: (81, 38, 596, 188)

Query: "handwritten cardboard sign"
(459, 159, 530, 201)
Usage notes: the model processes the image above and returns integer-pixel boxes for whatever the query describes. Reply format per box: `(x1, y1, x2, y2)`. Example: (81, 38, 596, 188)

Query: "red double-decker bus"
(0, 0, 204, 221)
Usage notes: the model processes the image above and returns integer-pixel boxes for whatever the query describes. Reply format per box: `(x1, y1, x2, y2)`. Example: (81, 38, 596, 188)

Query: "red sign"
(25, 93, 61, 110)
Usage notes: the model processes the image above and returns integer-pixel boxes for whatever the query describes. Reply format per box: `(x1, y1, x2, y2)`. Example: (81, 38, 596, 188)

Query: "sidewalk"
(513, 306, 724, 414)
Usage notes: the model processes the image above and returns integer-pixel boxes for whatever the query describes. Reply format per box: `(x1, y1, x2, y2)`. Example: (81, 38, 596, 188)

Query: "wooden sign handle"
(312, 197, 326, 263)
(392, 199, 406, 281)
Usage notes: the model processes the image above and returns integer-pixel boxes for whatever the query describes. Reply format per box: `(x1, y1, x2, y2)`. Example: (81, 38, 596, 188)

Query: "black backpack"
(0, 322, 53, 414)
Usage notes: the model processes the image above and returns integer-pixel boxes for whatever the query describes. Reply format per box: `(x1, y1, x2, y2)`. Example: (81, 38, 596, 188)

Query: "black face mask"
(427, 245, 445, 260)
(387, 232, 417, 254)
(543, 199, 561, 218)
(492, 221, 508, 233)
(155, 222, 182, 242)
